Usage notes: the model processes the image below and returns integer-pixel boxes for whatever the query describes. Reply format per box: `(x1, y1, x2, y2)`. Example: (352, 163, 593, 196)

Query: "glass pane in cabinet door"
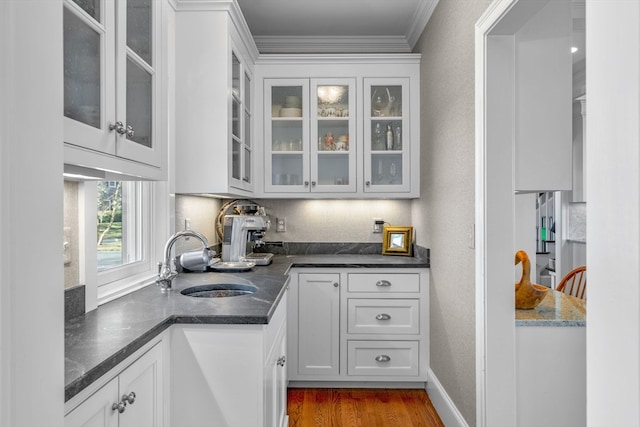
(244, 110, 251, 148)
(232, 54, 240, 99)
(371, 154, 403, 186)
(72, 0, 101, 21)
(272, 121, 302, 152)
(232, 139, 240, 180)
(272, 86, 302, 118)
(318, 154, 349, 186)
(127, 0, 152, 64)
(232, 99, 239, 138)
(126, 58, 152, 147)
(317, 85, 349, 118)
(243, 147, 251, 182)
(370, 120, 402, 151)
(318, 121, 349, 152)
(370, 85, 402, 117)
(244, 72, 251, 109)
(272, 154, 303, 186)
(64, 8, 101, 128)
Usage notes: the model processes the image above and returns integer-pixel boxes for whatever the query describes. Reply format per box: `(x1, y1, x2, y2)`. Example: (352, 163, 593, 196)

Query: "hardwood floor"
(287, 388, 446, 427)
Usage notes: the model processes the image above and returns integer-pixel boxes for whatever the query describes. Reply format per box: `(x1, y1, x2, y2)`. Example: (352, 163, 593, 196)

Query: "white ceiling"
(235, 0, 439, 53)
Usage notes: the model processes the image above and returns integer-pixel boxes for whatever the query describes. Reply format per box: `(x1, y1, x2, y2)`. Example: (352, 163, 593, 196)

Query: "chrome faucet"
(156, 230, 211, 292)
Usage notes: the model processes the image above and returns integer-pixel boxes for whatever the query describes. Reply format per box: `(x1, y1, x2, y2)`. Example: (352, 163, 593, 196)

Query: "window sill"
(97, 271, 157, 307)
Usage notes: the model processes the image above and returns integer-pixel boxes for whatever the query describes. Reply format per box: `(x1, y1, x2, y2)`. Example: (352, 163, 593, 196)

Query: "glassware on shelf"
(385, 123, 394, 150)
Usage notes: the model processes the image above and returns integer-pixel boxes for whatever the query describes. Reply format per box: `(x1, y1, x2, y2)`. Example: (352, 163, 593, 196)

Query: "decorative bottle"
(385, 123, 394, 150)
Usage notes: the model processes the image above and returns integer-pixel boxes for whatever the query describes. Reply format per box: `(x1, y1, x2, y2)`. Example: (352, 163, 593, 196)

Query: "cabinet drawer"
(348, 273, 420, 293)
(347, 341, 419, 376)
(348, 299, 419, 334)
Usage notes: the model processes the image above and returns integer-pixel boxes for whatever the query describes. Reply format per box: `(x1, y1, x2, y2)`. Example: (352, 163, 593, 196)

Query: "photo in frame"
(382, 226, 413, 256)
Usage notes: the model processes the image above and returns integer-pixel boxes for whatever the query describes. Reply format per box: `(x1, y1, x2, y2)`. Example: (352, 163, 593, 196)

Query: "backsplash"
(174, 195, 414, 248)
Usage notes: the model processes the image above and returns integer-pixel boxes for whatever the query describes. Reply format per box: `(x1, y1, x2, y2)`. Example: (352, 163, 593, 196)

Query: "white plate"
(211, 261, 256, 272)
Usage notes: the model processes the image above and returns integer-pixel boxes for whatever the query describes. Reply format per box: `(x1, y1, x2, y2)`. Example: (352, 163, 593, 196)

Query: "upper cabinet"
(364, 79, 411, 194)
(264, 79, 357, 194)
(173, 0, 258, 196)
(255, 55, 421, 199)
(63, 0, 166, 180)
(512, 0, 573, 192)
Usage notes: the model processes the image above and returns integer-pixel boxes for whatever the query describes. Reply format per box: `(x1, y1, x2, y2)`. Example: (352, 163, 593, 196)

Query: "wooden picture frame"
(382, 226, 413, 256)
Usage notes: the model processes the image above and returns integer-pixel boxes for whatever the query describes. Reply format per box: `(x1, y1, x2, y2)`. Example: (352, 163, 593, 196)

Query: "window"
(95, 180, 157, 304)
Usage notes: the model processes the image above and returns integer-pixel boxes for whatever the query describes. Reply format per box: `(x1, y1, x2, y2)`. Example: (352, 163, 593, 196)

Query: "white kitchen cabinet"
(288, 268, 428, 384)
(264, 79, 357, 194)
(255, 55, 421, 199)
(63, 0, 166, 180)
(364, 79, 412, 193)
(174, 1, 258, 196)
(65, 340, 164, 427)
(170, 292, 288, 427)
(293, 273, 341, 376)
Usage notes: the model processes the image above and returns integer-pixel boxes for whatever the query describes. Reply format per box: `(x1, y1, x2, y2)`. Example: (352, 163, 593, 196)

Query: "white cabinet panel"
(297, 273, 340, 376)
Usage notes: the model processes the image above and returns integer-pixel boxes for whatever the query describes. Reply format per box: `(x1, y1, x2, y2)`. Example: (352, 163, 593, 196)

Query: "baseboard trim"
(426, 369, 469, 427)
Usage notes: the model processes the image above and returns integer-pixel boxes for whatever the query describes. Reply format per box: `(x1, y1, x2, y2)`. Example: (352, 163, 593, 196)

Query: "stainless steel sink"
(180, 283, 258, 298)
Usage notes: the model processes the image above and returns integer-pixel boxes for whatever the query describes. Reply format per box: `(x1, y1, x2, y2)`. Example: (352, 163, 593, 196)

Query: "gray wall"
(412, 1, 491, 425)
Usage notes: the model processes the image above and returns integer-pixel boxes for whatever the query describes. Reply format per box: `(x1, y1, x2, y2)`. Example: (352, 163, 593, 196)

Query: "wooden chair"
(556, 266, 587, 300)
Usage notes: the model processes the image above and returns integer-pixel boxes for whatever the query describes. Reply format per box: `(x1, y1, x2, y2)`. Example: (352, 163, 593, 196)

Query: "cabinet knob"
(277, 355, 286, 367)
(375, 354, 391, 363)
(333, 282, 339, 288)
(366, 181, 371, 187)
(122, 391, 136, 405)
(125, 125, 135, 138)
(304, 181, 309, 187)
(376, 280, 392, 287)
(375, 313, 391, 321)
(109, 121, 126, 135)
(112, 401, 126, 414)
(311, 181, 316, 187)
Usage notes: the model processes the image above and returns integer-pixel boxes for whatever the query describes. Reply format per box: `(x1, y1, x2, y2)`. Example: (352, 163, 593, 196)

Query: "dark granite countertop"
(65, 254, 429, 402)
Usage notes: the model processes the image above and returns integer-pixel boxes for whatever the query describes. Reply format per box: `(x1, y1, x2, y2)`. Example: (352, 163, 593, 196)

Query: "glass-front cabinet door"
(63, 0, 116, 155)
(363, 78, 411, 193)
(265, 80, 310, 193)
(63, 0, 161, 168)
(230, 50, 253, 191)
(310, 79, 356, 193)
(115, 0, 161, 167)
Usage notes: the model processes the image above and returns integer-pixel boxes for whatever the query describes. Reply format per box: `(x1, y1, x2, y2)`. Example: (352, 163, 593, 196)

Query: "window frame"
(81, 180, 168, 309)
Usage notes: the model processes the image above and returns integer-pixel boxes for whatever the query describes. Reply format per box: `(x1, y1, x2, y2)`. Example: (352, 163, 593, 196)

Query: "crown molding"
(406, 0, 440, 49)
(252, 35, 412, 54)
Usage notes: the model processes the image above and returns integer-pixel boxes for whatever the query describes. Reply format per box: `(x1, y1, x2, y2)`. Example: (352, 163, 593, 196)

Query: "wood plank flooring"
(287, 388, 446, 427)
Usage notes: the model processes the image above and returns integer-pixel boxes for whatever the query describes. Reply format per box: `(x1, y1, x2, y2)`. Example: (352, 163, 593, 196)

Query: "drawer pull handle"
(375, 355, 391, 363)
(376, 280, 392, 287)
(376, 313, 391, 321)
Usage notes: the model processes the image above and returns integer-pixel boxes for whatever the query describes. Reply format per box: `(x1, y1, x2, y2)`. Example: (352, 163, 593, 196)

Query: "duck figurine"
(515, 250, 548, 309)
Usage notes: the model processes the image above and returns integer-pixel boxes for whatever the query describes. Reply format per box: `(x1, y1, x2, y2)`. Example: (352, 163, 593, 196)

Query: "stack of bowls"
(280, 95, 302, 117)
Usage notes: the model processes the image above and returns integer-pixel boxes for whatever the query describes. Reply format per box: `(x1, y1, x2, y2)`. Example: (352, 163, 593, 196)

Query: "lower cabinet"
(170, 291, 288, 427)
(65, 340, 164, 427)
(288, 269, 428, 384)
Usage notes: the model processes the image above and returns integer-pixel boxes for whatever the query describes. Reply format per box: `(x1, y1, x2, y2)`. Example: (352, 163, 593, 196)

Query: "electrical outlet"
(63, 227, 71, 264)
(276, 217, 287, 232)
(373, 218, 384, 233)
